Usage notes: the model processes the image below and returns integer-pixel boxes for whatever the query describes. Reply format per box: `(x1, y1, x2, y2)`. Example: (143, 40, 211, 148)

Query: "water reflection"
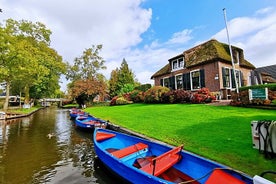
(0, 107, 116, 184)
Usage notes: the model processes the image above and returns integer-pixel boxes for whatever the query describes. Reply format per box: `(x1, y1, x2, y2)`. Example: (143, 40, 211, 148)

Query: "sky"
(1, 0, 276, 91)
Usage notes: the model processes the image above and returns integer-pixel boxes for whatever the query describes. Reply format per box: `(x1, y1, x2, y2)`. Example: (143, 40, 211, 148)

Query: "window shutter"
(240, 71, 244, 86)
(231, 69, 236, 88)
(170, 76, 175, 90)
(200, 69, 205, 87)
(183, 73, 191, 90)
(222, 67, 226, 87)
(160, 79, 163, 86)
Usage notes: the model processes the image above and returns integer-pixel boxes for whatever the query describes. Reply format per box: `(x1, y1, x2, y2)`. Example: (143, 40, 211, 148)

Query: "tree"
(0, 19, 66, 110)
(108, 58, 138, 97)
(109, 68, 119, 98)
(66, 45, 107, 107)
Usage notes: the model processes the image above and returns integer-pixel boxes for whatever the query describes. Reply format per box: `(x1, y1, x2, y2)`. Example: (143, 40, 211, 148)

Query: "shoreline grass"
(85, 103, 276, 180)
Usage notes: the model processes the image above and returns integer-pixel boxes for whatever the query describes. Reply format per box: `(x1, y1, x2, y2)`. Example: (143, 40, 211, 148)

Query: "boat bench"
(96, 132, 116, 142)
(111, 142, 148, 159)
(205, 169, 246, 184)
(140, 145, 183, 176)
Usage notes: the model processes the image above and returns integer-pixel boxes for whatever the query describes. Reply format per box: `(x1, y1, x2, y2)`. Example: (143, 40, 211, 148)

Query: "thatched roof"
(151, 39, 255, 79)
(151, 64, 171, 79)
(184, 39, 255, 69)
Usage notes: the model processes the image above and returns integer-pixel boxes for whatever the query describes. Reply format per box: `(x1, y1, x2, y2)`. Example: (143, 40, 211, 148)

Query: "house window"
(235, 70, 241, 87)
(222, 67, 242, 88)
(172, 61, 178, 70)
(171, 57, 184, 71)
(178, 58, 184, 68)
(163, 78, 170, 88)
(175, 75, 183, 89)
(223, 68, 231, 88)
(191, 70, 200, 90)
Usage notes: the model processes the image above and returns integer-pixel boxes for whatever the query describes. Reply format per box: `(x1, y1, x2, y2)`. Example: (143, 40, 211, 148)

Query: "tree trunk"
(24, 85, 30, 104)
(3, 82, 10, 111)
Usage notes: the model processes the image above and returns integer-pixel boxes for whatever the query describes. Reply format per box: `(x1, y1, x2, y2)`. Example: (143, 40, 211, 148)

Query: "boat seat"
(111, 142, 148, 159)
(205, 169, 246, 184)
(96, 132, 116, 142)
(140, 145, 183, 176)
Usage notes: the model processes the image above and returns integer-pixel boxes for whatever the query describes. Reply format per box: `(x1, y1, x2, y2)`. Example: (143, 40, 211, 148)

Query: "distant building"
(151, 39, 256, 99)
(253, 65, 276, 84)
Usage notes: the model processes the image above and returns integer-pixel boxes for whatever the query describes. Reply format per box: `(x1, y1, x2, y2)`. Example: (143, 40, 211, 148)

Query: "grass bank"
(86, 103, 276, 179)
(6, 107, 40, 114)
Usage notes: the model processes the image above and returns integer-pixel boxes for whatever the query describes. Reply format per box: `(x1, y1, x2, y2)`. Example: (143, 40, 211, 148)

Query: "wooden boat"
(93, 128, 272, 184)
(75, 115, 107, 129)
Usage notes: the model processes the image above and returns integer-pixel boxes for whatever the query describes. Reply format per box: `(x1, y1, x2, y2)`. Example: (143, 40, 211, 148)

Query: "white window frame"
(163, 77, 170, 88)
(175, 74, 183, 89)
(171, 57, 184, 71)
(190, 69, 201, 90)
(223, 67, 241, 89)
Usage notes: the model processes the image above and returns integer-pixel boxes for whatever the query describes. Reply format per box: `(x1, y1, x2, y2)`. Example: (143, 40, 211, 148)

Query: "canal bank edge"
(2, 107, 45, 120)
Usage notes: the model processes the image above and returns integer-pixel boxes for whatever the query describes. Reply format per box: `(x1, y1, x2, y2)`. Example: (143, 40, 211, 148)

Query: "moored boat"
(93, 128, 274, 184)
(69, 108, 88, 118)
(75, 115, 107, 129)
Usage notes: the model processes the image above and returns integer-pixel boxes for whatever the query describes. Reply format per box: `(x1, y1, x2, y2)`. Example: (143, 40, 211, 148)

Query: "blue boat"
(93, 128, 273, 184)
(69, 108, 88, 118)
(75, 115, 107, 129)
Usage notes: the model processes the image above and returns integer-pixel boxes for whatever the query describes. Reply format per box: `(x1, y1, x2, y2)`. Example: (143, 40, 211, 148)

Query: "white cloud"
(213, 7, 276, 67)
(166, 29, 193, 45)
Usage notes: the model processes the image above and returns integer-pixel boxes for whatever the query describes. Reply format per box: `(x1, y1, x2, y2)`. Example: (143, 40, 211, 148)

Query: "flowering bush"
(129, 90, 144, 103)
(110, 95, 133, 106)
(162, 90, 191, 103)
(110, 96, 118, 106)
(144, 86, 170, 103)
(190, 88, 215, 103)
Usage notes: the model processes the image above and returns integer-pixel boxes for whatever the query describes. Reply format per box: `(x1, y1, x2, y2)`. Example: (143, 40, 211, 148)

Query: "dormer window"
(171, 57, 184, 71)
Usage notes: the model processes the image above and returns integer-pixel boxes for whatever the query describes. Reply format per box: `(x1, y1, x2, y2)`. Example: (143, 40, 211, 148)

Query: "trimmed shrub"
(116, 96, 132, 105)
(144, 86, 170, 103)
(110, 96, 118, 106)
(129, 90, 144, 103)
(162, 89, 191, 103)
(110, 95, 133, 106)
(134, 84, 152, 92)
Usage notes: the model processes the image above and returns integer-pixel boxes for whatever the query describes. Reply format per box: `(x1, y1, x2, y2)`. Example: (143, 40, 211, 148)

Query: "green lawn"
(85, 103, 276, 180)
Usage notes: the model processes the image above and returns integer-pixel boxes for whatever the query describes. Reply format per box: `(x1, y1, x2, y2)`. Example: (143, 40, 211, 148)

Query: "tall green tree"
(0, 19, 66, 110)
(108, 58, 138, 97)
(109, 68, 119, 98)
(66, 45, 107, 106)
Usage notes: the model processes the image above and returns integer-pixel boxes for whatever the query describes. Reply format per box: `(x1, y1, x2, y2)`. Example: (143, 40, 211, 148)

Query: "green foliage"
(109, 69, 119, 98)
(134, 83, 152, 92)
(116, 96, 132, 105)
(144, 86, 170, 103)
(129, 90, 144, 103)
(108, 58, 137, 97)
(66, 45, 106, 81)
(66, 45, 107, 106)
(119, 83, 135, 95)
(0, 19, 66, 109)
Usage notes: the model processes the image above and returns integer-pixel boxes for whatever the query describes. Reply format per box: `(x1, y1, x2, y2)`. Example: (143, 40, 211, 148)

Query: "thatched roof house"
(151, 39, 256, 99)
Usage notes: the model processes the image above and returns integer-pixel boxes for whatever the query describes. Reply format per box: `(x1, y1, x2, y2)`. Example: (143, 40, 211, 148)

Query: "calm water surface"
(0, 107, 117, 184)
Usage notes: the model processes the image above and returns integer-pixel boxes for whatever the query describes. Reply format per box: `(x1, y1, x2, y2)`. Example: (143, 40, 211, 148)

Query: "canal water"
(0, 107, 119, 184)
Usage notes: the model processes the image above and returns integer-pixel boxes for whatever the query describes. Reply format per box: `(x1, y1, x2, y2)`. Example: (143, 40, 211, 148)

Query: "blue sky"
(1, 0, 276, 91)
